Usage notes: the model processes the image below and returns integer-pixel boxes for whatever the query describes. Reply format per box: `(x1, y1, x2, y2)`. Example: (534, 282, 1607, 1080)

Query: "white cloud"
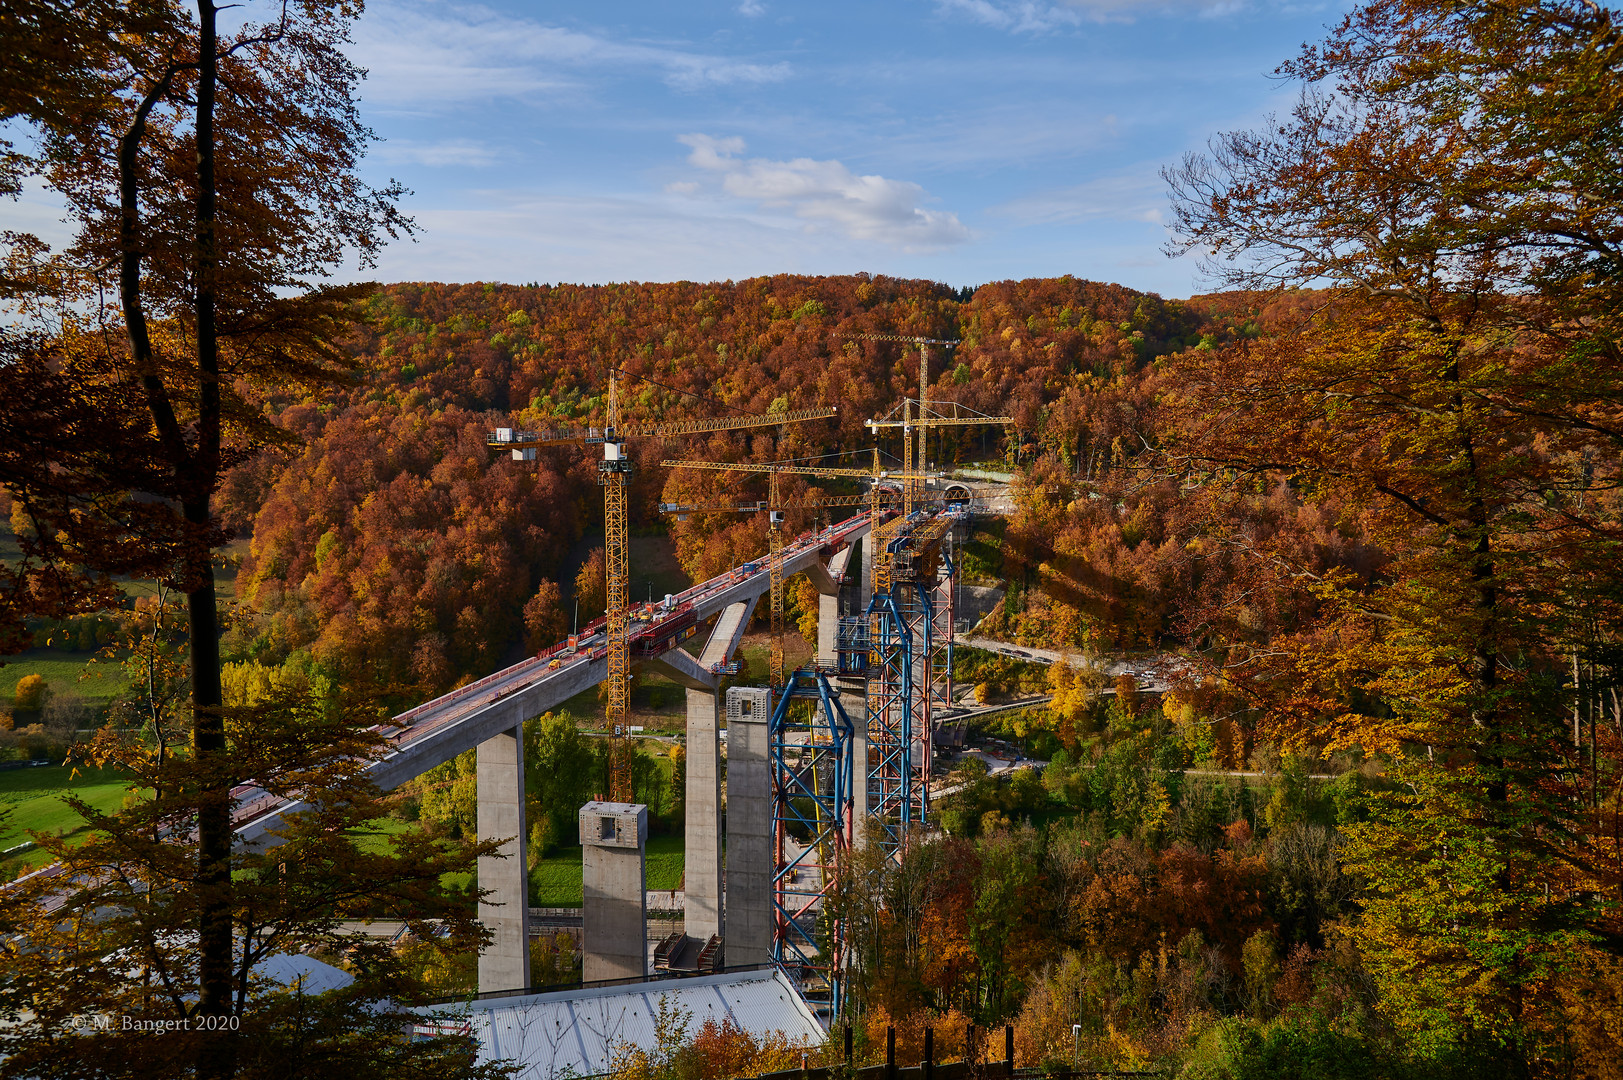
(674, 135, 970, 250)
(738, 0, 767, 15)
(351, 0, 790, 108)
(935, 0, 1278, 31)
(935, 0, 1084, 32)
(374, 139, 499, 166)
(0, 177, 74, 253)
(362, 189, 931, 285)
(678, 133, 747, 170)
(990, 169, 1167, 224)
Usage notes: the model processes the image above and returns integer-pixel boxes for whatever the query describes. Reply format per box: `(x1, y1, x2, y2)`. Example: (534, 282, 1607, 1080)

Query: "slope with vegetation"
(2, 0, 1620, 1076)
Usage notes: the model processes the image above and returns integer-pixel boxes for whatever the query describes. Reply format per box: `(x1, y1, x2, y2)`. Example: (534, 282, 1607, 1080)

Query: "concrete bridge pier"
(580, 800, 649, 981)
(477, 724, 531, 994)
(646, 597, 758, 942)
(724, 687, 773, 966)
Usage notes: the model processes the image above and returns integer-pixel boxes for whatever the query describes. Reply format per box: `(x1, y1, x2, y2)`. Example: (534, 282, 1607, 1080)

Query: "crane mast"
(768, 470, 784, 688)
(489, 369, 835, 801)
(600, 372, 634, 799)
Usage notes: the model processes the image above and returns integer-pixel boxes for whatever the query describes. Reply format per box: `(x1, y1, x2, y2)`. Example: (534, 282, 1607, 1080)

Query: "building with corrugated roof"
(411, 967, 824, 1080)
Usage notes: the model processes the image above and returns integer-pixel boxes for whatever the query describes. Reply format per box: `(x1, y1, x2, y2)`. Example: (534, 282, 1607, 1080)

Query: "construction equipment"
(661, 455, 941, 688)
(847, 334, 957, 499)
(488, 370, 836, 800)
(845, 332, 1015, 516)
(768, 669, 855, 1014)
(845, 338, 1013, 783)
(863, 511, 960, 862)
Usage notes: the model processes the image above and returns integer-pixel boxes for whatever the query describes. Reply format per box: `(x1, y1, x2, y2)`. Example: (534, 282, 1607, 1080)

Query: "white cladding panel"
(414, 968, 822, 1080)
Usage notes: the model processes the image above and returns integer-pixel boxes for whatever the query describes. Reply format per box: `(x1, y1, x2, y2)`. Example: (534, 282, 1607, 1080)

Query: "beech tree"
(0, 691, 506, 1080)
(1, 1, 414, 1075)
(1164, 0, 1623, 1062)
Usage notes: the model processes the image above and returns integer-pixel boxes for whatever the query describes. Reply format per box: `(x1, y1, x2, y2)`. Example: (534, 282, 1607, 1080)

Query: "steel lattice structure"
(600, 447, 633, 798)
(861, 513, 955, 862)
(488, 371, 835, 801)
(928, 524, 958, 718)
(864, 584, 918, 861)
(769, 670, 854, 1015)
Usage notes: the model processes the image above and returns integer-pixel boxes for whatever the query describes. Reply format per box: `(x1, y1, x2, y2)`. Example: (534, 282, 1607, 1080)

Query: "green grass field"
(646, 833, 683, 892)
(0, 763, 139, 873)
(350, 815, 686, 906)
(2, 651, 125, 709)
(529, 832, 684, 907)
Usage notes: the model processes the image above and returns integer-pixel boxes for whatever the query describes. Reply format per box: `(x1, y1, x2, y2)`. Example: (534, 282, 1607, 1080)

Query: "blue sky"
(344, 0, 1352, 298)
(11, 0, 1350, 299)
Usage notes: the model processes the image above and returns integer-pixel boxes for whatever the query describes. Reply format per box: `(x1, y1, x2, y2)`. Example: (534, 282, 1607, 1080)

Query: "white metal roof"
(413, 968, 823, 1080)
(254, 951, 354, 996)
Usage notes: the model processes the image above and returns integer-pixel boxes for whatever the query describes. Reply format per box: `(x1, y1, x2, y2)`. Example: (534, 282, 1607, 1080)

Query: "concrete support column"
(842, 677, 869, 846)
(843, 538, 873, 848)
(725, 688, 773, 966)
(818, 591, 839, 666)
(477, 724, 530, 994)
(684, 687, 722, 940)
(860, 534, 873, 608)
(809, 544, 854, 668)
(677, 597, 757, 944)
(581, 801, 648, 982)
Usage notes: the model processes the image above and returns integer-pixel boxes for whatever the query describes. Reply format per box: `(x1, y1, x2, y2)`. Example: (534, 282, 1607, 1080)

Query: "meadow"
(0, 763, 138, 874)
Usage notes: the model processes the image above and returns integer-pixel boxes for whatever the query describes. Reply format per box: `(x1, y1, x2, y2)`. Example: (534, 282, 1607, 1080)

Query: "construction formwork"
(864, 585, 922, 861)
(764, 671, 854, 1015)
(861, 512, 954, 863)
(928, 527, 958, 717)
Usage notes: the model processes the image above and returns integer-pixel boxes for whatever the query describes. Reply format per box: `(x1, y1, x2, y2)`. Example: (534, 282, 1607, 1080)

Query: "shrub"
(13, 674, 49, 712)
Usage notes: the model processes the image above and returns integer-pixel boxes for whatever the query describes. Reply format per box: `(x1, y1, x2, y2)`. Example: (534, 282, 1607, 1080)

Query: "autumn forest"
(3, 0, 1623, 1079)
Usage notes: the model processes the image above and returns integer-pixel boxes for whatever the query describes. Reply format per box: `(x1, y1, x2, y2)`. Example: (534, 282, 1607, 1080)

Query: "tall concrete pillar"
(654, 598, 758, 943)
(725, 688, 773, 966)
(842, 676, 869, 844)
(684, 686, 722, 939)
(806, 545, 852, 665)
(818, 589, 840, 665)
(860, 534, 873, 608)
(477, 724, 530, 994)
(580, 801, 648, 981)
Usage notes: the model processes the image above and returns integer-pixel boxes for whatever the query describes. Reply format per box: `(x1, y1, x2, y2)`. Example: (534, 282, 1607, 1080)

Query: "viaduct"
(230, 512, 876, 993)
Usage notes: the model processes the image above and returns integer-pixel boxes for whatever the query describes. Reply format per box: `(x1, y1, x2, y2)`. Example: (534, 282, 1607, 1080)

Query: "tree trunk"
(192, 3, 233, 1077)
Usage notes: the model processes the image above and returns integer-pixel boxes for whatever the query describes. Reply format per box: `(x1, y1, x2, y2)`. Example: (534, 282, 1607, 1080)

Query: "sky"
(9, 0, 1354, 300)
(339, 0, 1358, 298)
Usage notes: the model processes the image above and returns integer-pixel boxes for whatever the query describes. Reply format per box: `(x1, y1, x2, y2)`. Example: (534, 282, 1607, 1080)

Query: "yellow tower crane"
(489, 370, 836, 800)
(843, 333, 1015, 515)
(660, 456, 938, 688)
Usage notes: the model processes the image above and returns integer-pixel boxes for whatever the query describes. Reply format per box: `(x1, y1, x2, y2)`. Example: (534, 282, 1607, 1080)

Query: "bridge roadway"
(10, 511, 875, 913)
(230, 510, 876, 848)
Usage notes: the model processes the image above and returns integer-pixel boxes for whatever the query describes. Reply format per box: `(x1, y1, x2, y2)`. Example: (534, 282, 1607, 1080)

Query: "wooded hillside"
(228, 274, 1242, 698)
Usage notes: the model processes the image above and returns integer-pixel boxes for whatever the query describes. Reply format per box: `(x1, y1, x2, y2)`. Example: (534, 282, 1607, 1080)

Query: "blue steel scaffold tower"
(864, 575, 919, 861)
(766, 507, 960, 1014)
(862, 512, 955, 862)
(769, 669, 854, 1015)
